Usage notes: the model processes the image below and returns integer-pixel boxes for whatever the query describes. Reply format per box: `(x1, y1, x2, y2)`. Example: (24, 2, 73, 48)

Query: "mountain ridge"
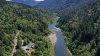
(11, 0, 98, 14)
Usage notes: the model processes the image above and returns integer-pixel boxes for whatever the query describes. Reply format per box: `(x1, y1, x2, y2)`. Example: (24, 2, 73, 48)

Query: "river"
(48, 17, 71, 56)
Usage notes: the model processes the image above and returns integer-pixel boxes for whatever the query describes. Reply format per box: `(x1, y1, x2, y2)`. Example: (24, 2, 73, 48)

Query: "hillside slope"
(12, 0, 41, 6)
(35, 0, 96, 13)
(10, 0, 98, 14)
(0, 0, 55, 56)
(57, 0, 100, 56)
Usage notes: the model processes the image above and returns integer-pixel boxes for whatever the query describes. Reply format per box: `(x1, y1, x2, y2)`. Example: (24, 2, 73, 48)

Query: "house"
(21, 42, 35, 53)
(26, 43, 35, 51)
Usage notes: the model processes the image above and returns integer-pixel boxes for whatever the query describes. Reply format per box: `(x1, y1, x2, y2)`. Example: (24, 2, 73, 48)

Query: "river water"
(48, 17, 71, 56)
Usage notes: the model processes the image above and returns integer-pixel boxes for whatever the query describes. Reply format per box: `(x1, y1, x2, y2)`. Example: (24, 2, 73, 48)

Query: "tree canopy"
(57, 0, 100, 56)
(0, 1, 56, 56)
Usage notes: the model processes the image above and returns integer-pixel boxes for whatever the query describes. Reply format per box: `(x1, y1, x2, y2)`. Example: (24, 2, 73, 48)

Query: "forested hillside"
(57, 0, 100, 56)
(0, 0, 56, 56)
(11, 0, 98, 14)
(12, 0, 41, 6)
(35, 0, 96, 14)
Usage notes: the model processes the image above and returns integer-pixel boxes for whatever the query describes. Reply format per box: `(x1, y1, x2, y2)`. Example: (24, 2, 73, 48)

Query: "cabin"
(22, 42, 35, 53)
(26, 43, 35, 51)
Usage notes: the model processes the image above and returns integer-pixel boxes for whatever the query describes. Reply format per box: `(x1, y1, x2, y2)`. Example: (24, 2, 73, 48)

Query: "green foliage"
(0, 1, 55, 56)
(96, 45, 100, 56)
(14, 49, 26, 56)
(57, 0, 100, 56)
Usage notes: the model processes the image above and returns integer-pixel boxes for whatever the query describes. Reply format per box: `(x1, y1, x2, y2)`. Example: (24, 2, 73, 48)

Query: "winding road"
(11, 31, 20, 56)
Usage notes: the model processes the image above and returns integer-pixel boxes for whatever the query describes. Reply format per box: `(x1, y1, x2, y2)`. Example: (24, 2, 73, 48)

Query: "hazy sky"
(6, 0, 44, 1)
(6, 0, 12, 1)
(35, 0, 44, 1)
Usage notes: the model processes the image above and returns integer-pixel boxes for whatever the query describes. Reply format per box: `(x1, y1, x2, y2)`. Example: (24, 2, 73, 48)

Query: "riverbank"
(48, 17, 72, 56)
(49, 33, 57, 45)
(67, 48, 72, 56)
(55, 27, 73, 56)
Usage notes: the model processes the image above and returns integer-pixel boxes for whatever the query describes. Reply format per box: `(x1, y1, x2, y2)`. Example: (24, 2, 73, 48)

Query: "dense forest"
(57, 0, 100, 56)
(35, 0, 96, 14)
(1, 0, 100, 56)
(0, 0, 56, 56)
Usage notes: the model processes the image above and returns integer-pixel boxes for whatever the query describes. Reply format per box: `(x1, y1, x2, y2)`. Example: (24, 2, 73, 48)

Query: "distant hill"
(35, 0, 96, 13)
(11, 0, 97, 14)
(12, 0, 42, 6)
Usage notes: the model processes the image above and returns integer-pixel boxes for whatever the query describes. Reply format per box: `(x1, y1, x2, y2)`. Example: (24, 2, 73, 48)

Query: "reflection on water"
(48, 17, 67, 56)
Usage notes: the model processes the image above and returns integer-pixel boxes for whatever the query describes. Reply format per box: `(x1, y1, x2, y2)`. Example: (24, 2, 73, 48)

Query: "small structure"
(22, 42, 35, 53)
(26, 43, 35, 51)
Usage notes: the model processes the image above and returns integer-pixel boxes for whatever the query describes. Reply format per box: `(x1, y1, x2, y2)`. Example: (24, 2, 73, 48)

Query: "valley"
(0, 0, 100, 56)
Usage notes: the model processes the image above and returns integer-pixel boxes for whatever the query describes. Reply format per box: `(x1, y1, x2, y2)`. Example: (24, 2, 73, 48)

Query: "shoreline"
(48, 17, 72, 56)
(48, 33, 57, 45)
(66, 48, 73, 56)
(48, 32, 57, 56)
(55, 27, 73, 56)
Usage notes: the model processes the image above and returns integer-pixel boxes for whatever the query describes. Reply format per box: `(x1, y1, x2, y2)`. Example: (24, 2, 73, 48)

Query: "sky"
(35, 0, 44, 1)
(6, 0, 12, 1)
(6, 0, 44, 1)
